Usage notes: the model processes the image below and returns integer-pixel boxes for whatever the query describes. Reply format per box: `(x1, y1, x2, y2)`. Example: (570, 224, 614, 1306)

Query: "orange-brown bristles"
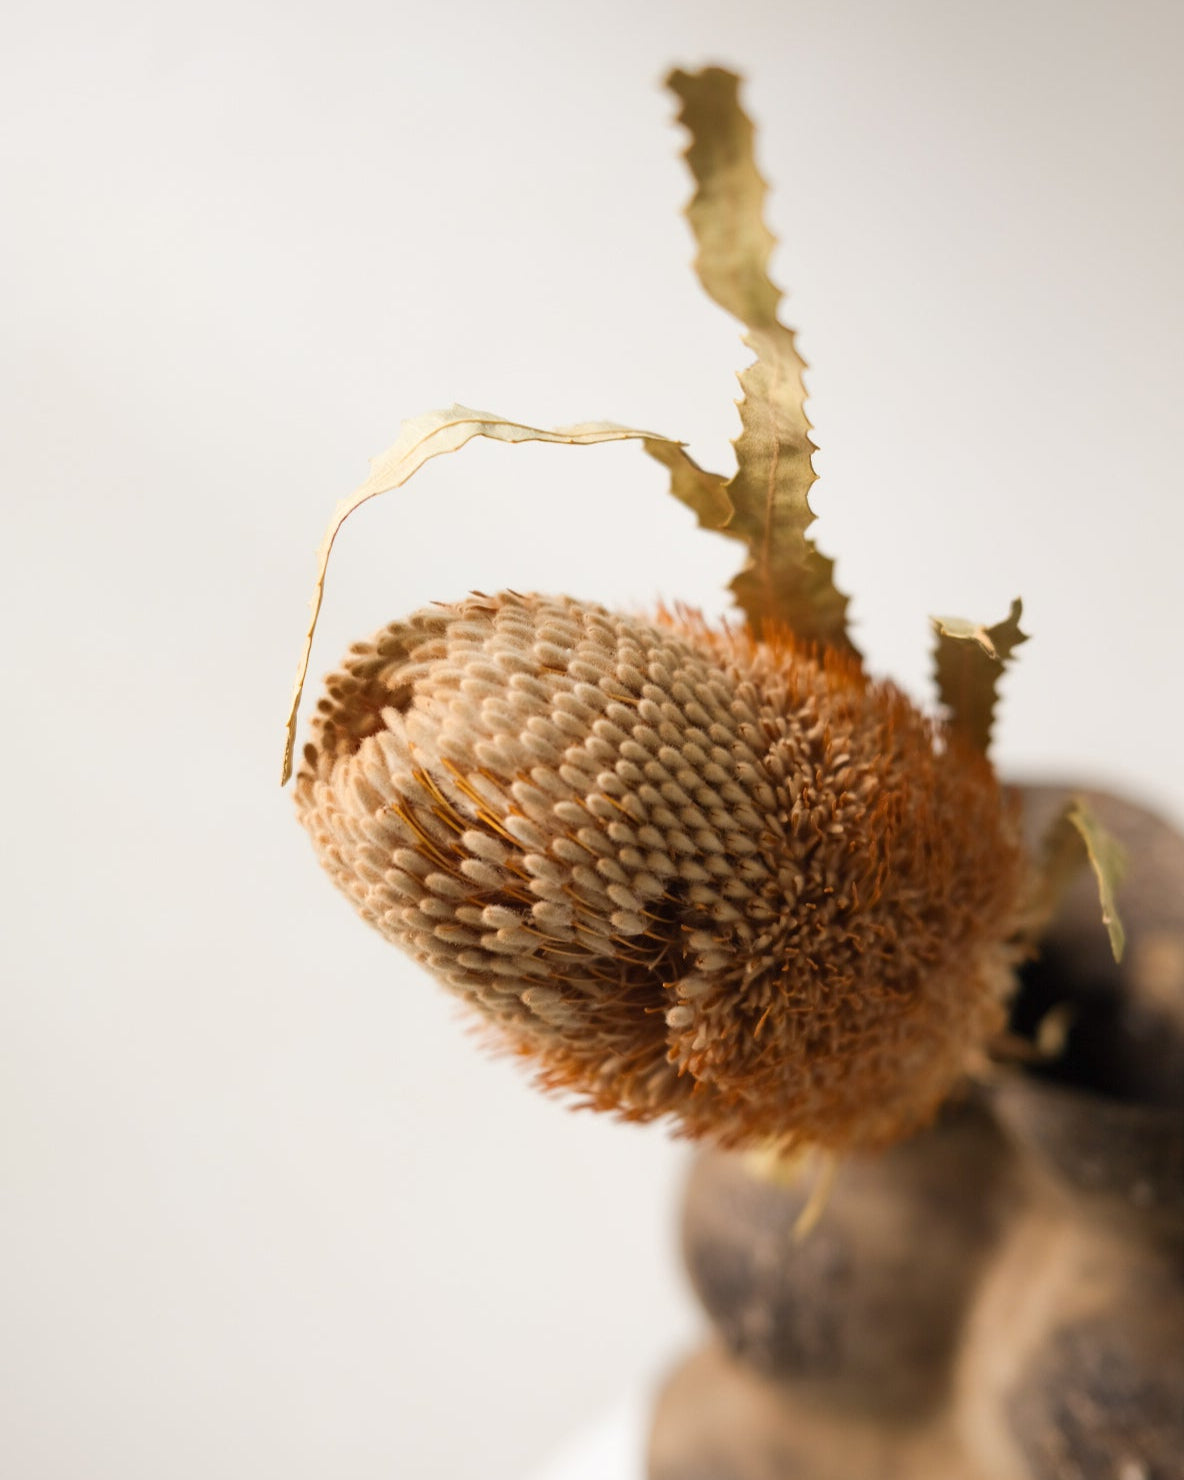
(295, 592, 1026, 1152)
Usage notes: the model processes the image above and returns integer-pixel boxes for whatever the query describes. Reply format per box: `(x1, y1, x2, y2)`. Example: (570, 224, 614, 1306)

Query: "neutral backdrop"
(3, 2, 1181, 1477)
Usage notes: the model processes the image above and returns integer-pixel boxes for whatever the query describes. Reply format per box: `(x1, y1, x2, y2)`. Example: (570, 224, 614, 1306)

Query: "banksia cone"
(285, 67, 1120, 1156)
(295, 592, 1024, 1150)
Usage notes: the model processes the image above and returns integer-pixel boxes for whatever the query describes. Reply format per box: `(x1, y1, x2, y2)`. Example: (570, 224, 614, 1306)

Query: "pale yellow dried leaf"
(931, 597, 1028, 754)
(666, 66, 856, 656)
(643, 439, 733, 529)
(1029, 798, 1127, 962)
(281, 405, 680, 784)
(1065, 800, 1128, 962)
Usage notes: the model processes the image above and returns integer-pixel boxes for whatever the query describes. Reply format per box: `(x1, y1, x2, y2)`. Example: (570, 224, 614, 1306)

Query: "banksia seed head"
(295, 591, 1025, 1151)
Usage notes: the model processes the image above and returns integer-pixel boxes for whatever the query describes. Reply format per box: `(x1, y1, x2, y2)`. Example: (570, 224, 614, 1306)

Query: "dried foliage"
(283, 64, 1124, 1151)
(931, 598, 1028, 754)
(653, 68, 857, 656)
(1035, 800, 1127, 961)
(282, 407, 679, 785)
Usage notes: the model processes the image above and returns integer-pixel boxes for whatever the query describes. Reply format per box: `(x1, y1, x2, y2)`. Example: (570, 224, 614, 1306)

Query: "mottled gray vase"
(648, 787, 1184, 1480)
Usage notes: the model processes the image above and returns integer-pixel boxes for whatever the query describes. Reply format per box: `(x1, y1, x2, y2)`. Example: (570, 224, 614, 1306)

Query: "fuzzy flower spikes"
(295, 593, 1024, 1150)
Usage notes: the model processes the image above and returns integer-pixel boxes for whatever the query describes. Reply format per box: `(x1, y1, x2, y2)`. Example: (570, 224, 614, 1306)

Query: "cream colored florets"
(295, 591, 1025, 1151)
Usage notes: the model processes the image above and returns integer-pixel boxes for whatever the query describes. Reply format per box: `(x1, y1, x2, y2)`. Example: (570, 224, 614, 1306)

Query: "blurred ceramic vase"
(955, 789, 1184, 1480)
(650, 788, 1184, 1480)
(649, 1104, 1017, 1479)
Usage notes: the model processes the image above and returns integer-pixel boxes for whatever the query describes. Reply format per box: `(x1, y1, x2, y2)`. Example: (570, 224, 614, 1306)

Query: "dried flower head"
(295, 592, 1024, 1150)
(284, 66, 1122, 1156)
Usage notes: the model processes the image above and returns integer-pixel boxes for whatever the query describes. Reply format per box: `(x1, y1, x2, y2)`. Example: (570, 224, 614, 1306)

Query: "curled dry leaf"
(281, 405, 681, 784)
(931, 598, 1028, 754)
(660, 67, 857, 658)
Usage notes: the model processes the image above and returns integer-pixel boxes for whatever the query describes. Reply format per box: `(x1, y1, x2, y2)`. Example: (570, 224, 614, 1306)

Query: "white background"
(3, 2, 1181, 1477)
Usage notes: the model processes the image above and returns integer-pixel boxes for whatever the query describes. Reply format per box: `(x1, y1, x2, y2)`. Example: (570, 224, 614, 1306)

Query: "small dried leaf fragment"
(931, 598, 1028, 753)
(743, 1144, 840, 1238)
(666, 66, 857, 657)
(643, 439, 733, 531)
(1035, 798, 1127, 962)
(1034, 1002, 1076, 1060)
(281, 405, 681, 784)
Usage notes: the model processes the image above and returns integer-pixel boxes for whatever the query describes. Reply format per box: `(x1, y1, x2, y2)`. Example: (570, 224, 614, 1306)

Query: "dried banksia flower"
(283, 67, 1121, 1155)
(296, 593, 1024, 1150)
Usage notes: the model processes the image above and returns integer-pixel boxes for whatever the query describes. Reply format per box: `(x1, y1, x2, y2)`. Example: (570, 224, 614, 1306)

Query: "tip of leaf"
(1035, 797, 1128, 963)
(665, 63, 742, 97)
(931, 597, 1028, 755)
(930, 598, 1028, 663)
(1066, 799, 1128, 963)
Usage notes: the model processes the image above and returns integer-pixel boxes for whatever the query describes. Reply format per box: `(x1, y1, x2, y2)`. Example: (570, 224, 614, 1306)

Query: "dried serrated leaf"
(666, 66, 857, 657)
(1030, 798, 1127, 961)
(281, 404, 680, 785)
(931, 598, 1028, 753)
(643, 438, 733, 530)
